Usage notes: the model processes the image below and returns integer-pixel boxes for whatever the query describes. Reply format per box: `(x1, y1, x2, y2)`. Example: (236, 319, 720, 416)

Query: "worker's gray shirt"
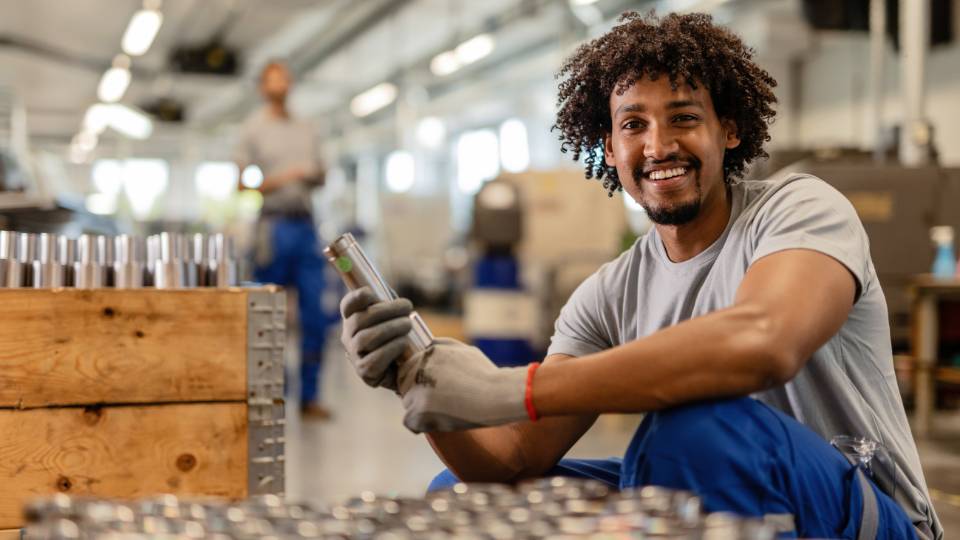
(547, 173, 941, 539)
(235, 107, 322, 216)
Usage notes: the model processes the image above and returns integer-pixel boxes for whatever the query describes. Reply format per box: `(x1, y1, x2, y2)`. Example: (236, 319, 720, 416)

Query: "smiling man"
(338, 12, 941, 539)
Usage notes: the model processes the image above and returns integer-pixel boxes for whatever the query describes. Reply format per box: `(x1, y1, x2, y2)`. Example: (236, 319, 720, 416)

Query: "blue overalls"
(428, 398, 917, 539)
(254, 216, 332, 406)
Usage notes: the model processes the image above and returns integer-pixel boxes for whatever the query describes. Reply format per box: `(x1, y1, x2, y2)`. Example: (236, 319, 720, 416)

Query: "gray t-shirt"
(235, 107, 323, 216)
(548, 174, 941, 538)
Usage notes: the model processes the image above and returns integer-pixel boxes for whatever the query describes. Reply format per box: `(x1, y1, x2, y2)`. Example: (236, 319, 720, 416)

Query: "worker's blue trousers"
(428, 398, 916, 539)
(254, 217, 331, 405)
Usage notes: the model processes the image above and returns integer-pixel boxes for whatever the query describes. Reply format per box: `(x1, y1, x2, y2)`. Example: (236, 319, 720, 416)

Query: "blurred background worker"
(235, 60, 331, 419)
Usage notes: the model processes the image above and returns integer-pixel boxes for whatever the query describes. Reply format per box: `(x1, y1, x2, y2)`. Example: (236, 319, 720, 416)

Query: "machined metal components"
(23, 478, 778, 539)
(0, 229, 241, 290)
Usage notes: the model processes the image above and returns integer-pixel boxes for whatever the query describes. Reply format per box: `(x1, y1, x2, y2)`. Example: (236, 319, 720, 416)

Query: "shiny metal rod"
(324, 232, 433, 355)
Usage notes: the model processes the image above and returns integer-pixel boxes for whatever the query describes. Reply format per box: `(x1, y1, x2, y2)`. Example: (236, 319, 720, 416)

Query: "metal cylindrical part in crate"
(58, 236, 76, 287)
(153, 232, 186, 289)
(17, 232, 37, 287)
(208, 233, 238, 287)
(114, 234, 144, 289)
(0, 230, 21, 288)
(97, 235, 115, 287)
(189, 233, 208, 287)
(323, 232, 434, 357)
(74, 234, 104, 289)
(34, 233, 66, 288)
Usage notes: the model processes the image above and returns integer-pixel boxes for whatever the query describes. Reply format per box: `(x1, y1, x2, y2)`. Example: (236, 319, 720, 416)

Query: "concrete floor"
(284, 337, 958, 535)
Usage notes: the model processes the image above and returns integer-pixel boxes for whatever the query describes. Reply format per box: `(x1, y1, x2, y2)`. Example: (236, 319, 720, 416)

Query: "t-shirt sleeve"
(749, 176, 871, 300)
(547, 272, 615, 358)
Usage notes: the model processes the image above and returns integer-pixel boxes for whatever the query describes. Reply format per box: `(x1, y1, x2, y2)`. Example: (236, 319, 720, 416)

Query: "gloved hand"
(340, 287, 413, 390)
(397, 339, 530, 433)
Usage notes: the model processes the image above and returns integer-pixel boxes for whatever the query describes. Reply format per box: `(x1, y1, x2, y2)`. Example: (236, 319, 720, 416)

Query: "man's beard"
(631, 161, 703, 226)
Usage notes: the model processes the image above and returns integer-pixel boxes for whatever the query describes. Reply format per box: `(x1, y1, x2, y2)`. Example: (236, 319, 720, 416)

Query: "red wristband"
(525, 362, 541, 422)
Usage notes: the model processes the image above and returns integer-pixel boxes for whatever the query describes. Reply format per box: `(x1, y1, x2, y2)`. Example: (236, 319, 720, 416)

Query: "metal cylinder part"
(208, 233, 238, 287)
(144, 234, 159, 287)
(324, 232, 433, 356)
(153, 232, 186, 289)
(34, 233, 64, 288)
(190, 233, 208, 287)
(114, 235, 144, 289)
(74, 234, 103, 289)
(97, 235, 115, 287)
(58, 236, 76, 287)
(0, 230, 19, 288)
(17, 232, 37, 287)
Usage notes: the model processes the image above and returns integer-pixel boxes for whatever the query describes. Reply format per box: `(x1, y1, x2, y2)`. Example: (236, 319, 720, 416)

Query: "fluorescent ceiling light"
(107, 104, 153, 139)
(97, 63, 131, 103)
(350, 82, 398, 118)
(84, 103, 153, 139)
(569, 0, 599, 5)
(430, 51, 461, 76)
(122, 7, 163, 56)
(72, 131, 99, 154)
(454, 34, 495, 65)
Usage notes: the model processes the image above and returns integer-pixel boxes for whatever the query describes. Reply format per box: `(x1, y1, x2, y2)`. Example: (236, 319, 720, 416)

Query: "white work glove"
(340, 287, 413, 390)
(397, 338, 530, 433)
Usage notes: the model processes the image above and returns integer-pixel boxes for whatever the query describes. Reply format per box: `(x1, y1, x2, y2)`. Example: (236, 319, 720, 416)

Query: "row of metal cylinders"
(0, 231, 238, 289)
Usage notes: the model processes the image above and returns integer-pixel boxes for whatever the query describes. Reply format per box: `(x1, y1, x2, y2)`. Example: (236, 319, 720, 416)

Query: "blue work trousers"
(428, 398, 916, 539)
(254, 217, 330, 405)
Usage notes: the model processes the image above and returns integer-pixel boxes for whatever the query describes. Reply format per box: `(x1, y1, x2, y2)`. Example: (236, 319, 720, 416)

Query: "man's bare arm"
(533, 249, 857, 415)
(426, 354, 597, 483)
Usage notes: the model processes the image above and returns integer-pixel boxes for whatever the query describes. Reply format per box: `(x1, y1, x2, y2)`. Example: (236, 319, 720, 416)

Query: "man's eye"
(674, 114, 698, 123)
(623, 120, 642, 129)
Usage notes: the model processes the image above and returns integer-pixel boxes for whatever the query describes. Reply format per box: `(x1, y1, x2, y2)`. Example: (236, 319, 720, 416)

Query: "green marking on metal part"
(336, 256, 353, 272)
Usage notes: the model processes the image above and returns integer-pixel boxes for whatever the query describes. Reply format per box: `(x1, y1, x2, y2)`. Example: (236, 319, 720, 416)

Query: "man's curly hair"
(554, 11, 778, 195)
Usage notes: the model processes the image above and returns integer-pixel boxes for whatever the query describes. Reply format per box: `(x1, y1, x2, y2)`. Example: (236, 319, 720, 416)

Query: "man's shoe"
(300, 403, 332, 420)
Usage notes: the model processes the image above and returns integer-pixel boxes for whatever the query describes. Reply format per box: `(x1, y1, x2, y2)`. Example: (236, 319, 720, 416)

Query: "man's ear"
(604, 132, 615, 167)
(722, 119, 741, 150)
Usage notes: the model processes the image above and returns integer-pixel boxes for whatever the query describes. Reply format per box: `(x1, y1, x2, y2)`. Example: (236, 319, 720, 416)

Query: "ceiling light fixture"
(430, 33, 496, 77)
(122, 0, 164, 56)
(84, 103, 154, 139)
(97, 55, 132, 103)
(430, 51, 461, 77)
(350, 82, 398, 118)
(454, 33, 495, 65)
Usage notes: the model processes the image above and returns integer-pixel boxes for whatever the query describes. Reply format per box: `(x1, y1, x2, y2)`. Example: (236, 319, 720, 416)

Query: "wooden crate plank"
(0, 530, 19, 540)
(0, 402, 247, 529)
(0, 289, 247, 407)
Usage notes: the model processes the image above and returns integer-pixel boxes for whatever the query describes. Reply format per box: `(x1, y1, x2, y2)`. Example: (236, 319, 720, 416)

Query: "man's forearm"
(533, 303, 793, 416)
(425, 413, 597, 483)
(425, 427, 527, 483)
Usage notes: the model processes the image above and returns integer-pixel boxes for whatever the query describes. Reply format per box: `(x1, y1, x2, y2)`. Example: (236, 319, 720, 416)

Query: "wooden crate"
(0, 288, 286, 529)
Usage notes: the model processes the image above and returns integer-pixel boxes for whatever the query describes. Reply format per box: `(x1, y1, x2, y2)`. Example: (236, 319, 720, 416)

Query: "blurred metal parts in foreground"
(24, 478, 779, 539)
(0, 230, 238, 289)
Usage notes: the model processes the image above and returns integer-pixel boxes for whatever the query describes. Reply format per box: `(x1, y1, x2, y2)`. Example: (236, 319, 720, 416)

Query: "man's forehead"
(609, 77, 710, 113)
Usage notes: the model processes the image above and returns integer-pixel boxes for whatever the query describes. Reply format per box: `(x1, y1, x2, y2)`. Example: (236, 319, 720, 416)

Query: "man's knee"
(643, 398, 769, 457)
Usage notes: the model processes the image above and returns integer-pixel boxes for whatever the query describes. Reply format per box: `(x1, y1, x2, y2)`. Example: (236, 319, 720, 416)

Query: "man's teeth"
(648, 167, 687, 181)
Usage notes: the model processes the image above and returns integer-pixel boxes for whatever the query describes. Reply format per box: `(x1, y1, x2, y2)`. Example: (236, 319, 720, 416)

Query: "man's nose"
(643, 124, 679, 161)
